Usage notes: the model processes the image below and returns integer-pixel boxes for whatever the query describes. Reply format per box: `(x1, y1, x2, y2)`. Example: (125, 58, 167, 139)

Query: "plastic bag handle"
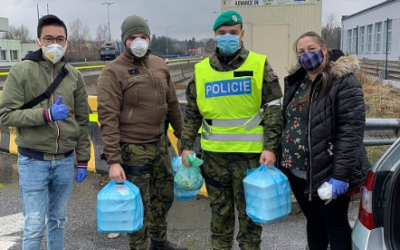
(109, 180, 129, 186)
(262, 165, 289, 212)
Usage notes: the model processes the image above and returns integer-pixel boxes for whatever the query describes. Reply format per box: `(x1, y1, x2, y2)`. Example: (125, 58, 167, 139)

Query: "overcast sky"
(1, 0, 384, 41)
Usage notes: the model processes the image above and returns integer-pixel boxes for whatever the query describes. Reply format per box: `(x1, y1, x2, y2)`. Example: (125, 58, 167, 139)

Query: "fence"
(360, 60, 400, 82)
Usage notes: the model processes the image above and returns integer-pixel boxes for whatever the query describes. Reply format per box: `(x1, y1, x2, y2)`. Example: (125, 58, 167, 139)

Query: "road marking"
(0, 213, 24, 249)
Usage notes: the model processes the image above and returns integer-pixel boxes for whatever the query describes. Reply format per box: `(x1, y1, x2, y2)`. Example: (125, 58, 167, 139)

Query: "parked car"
(352, 138, 400, 250)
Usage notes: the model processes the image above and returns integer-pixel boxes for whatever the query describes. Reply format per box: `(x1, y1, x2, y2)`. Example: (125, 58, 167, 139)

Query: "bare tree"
(324, 13, 339, 30)
(67, 19, 95, 62)
(205, 38, 217, 54)
(68, 18, 91, 45)
(95, 23, 108, 47)
(322, 13, 341, 49)
(5, 24, 31, 43)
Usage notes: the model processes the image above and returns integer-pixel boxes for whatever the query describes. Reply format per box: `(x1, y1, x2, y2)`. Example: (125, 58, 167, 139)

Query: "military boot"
(149, 239, 188, 250)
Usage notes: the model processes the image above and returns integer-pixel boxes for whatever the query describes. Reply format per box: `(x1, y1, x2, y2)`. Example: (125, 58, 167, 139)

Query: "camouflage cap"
(213, 11, 243, 31)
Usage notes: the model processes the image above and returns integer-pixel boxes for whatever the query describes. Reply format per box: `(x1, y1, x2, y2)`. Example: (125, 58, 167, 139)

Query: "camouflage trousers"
(202, 151, 262, 250)
(121, 136, 174, 250)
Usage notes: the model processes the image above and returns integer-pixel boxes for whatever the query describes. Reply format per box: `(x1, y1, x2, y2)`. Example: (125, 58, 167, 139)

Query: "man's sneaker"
(149, 239, 188, 250)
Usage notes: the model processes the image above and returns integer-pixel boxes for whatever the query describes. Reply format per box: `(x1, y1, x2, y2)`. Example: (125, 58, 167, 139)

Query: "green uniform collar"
(210, 46, 249, 71)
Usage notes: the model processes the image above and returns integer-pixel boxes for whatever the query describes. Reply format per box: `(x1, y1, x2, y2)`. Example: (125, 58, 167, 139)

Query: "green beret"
(213, 11, 243, 31)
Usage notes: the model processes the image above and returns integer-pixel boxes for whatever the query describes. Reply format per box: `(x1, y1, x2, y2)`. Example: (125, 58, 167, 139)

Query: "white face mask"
(40, 42, 66, 64)
(130, 38, 149, 58)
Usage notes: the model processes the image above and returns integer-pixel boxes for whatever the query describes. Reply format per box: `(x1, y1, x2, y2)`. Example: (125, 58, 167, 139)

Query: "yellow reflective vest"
(195, 51, 266, 153)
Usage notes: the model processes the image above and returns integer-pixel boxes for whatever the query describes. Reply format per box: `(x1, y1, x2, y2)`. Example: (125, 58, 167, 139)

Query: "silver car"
(352, 138, 400, 250)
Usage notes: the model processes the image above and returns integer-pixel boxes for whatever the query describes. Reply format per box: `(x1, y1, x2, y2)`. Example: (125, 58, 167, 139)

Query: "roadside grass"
(0, 183, 4, 189)
(359, 70, 400, 164)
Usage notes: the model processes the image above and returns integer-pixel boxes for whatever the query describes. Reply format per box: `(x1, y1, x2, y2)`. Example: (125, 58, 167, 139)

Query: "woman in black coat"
(280, 31, 369, 250)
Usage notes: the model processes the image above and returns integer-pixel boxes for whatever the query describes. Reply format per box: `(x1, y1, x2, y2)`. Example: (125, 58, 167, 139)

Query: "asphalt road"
(0, 153, 360, 250)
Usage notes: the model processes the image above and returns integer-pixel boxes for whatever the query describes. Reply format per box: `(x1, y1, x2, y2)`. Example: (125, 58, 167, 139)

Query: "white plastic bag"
(317, 181, 333, 204)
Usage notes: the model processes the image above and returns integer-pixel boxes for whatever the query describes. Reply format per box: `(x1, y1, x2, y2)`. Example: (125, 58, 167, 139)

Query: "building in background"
(0, 17, 37, 67)
(220, 0, 322, 83)
(341, 0, 400, 62)
(172, 42, 188, 54)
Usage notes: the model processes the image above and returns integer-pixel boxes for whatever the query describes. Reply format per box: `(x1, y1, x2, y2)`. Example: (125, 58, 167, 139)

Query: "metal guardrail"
(0, 57, 202, 77)
(364, 118, 400, 146)
(165, 57, 202, 64)
(0, 58, 199, 92)
(180, 101, 400, 147)
(360, 61, 400, 81)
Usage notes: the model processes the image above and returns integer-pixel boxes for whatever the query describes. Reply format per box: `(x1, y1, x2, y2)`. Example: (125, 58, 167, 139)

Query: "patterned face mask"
(41, 43, 66, 64)
(298, 50, 324, 72)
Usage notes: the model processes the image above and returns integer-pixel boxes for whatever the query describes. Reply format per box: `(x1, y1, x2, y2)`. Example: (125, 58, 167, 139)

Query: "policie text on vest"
(205, 78, 252, 98)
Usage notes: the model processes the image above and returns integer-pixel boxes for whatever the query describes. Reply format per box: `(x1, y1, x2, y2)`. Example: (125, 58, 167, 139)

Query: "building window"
(367, 25, 373, 53)
(383, 19, 392, 53)
(0, 50, 6, 60)
(360, 26, 365, 53)
(353, 28, 358, 54)
(374, 22, 382, 53)
(10, 50, 19, 61)
(347, 30, 352, 54)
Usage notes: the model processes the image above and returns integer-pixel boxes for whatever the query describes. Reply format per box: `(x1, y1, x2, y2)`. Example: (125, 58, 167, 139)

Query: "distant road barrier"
(74, 65, 106, 70)
(0, 57, 202, 77)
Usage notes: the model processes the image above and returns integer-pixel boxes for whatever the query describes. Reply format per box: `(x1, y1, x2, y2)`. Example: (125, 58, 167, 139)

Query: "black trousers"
(289, 172, 352, 250)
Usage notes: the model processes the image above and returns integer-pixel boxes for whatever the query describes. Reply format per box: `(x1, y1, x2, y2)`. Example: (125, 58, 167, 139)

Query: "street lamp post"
(165, 25, 174, 56)
(101, 2, 114, 41)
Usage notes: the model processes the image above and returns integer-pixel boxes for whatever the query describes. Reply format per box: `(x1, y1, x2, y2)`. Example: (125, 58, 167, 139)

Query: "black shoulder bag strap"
(20, 64, 70, 110)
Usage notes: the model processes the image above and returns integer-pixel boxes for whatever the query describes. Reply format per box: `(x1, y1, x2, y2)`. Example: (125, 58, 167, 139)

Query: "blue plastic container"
(243, 165, 291, 224)
(97, 180, 144, 233)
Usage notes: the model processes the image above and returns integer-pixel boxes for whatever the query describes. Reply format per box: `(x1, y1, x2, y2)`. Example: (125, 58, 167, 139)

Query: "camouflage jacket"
(181, 47, 283, 155)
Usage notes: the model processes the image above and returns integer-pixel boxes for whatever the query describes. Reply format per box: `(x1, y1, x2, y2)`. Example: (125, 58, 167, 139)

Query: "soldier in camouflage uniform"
(181, 11, 283, 250)
(97, 15, 186, 250)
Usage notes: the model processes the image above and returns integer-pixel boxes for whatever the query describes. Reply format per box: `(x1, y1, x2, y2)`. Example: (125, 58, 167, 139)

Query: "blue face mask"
(216, 33, 241, 55)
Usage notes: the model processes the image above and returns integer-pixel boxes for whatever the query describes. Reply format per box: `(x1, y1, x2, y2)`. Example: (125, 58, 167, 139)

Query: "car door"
(383, 160, 400, 250)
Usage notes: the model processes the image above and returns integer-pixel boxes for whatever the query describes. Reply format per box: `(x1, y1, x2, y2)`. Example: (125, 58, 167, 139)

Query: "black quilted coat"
(281, 52, 369, 197)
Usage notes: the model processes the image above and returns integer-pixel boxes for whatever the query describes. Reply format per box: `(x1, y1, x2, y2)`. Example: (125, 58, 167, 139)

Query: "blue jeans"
(18, 154, 74, 250)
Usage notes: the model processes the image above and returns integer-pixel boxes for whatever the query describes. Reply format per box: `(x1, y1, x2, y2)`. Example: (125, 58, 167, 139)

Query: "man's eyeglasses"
(42, 36, 67, 45)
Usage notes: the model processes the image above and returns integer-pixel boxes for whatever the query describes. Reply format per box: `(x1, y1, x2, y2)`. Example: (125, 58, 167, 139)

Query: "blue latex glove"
(50, 96, 68, 121)
(329, 178, 349, 199)
(75, 167, 87, 183)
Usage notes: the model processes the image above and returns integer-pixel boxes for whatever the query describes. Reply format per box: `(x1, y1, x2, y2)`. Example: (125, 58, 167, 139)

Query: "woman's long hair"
(295, 31, 333, 107)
